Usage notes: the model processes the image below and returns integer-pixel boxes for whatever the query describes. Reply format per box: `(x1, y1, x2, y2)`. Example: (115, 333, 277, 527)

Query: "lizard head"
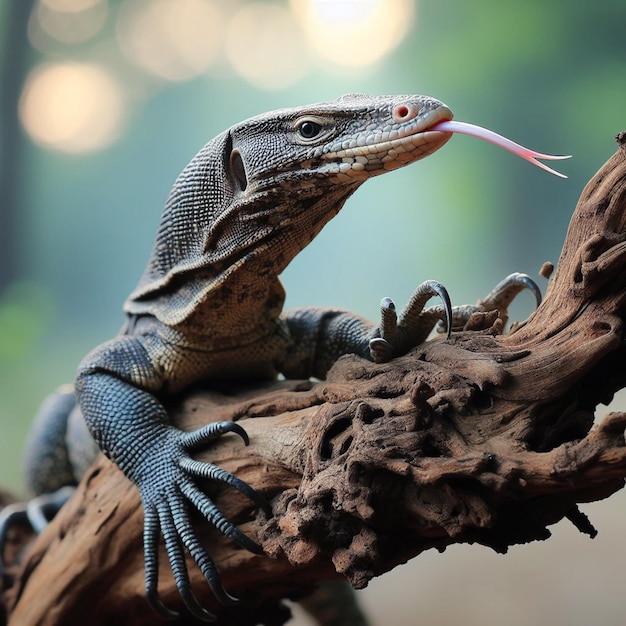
(203, 93, 453, 255)
(126, 94, 454, 325)
(226, 93, 453, 193)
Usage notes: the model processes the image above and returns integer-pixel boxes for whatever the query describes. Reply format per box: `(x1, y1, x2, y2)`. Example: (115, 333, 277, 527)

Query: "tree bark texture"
(4, 134, 626, 625)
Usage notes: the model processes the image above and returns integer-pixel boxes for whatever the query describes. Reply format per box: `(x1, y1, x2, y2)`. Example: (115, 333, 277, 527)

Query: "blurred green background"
(1, 1, 625, 625)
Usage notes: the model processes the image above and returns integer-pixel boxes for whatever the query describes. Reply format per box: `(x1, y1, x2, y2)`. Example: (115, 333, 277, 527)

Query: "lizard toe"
(157, 498, 218, 622)
(179, 456, 272, 516)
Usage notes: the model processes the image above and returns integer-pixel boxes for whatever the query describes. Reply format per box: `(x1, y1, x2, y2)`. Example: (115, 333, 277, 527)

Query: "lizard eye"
(296, 119, 322, 140)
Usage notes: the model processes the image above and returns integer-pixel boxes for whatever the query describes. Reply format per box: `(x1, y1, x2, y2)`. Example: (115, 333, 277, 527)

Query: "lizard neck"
(126, 181, 359, 336)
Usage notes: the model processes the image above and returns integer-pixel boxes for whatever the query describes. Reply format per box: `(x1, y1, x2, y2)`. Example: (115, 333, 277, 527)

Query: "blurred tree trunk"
(0, 1, 35, 294)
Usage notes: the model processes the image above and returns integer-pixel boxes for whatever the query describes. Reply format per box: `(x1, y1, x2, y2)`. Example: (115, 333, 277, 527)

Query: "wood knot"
(539, 261, 554, 279)
(463, 310, 500, 333)
(410, 380, 435, 428)
(615, 130, 626, 146)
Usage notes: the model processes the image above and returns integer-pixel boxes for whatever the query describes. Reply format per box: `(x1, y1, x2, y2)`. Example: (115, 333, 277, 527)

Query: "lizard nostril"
(392, 103, 419, 124)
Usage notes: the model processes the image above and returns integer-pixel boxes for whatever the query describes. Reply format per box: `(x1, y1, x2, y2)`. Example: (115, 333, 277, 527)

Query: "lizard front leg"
(76, 335, 270, 622)
(370, 274, 541, 358)
(278, 280, 451, 379)
(278, 274, 541, 378)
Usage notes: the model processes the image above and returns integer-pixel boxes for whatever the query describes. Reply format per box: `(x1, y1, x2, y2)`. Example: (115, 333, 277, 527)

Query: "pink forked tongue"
(429, 120, 571, 178)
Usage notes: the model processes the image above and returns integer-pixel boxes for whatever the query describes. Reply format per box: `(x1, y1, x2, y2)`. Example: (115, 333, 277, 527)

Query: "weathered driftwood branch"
(5, 134, 626, 625)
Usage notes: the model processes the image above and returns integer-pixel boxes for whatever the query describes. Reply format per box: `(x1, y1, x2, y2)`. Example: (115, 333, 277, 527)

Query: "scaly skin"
(17, 95, 466, 622)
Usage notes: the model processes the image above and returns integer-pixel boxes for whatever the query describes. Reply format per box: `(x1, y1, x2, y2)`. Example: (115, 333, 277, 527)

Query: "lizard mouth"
(322, 106, 455, 175)
(427, 120, 571, 178)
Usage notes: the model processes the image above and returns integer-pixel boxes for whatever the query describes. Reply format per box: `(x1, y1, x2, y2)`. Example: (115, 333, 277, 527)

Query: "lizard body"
(14, 94, 461, 621)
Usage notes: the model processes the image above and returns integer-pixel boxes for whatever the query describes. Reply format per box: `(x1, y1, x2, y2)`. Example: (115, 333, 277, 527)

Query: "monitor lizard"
(1, 93, 552, 622)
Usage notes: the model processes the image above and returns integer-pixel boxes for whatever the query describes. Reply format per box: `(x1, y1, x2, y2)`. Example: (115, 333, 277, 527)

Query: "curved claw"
(170, 494, 240, 607)
(399, 279, 452, 340)
(180, 421, 249, 451)
(157, 500, 217, 623)
(146, 587, 181, 622)
(511, 272, 542, 308)
(144, 505, 181, 621)
(443, 272, 543, 332)
(369, 299, 399, 363)
(480, 272, 542, 312)
(428, 280, 453, 339)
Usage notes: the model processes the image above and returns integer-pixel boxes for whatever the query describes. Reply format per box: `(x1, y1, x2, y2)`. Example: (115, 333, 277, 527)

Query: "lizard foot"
(0, 485, 75, 572)
(443, 272, 542, 332)
(369, 279, 452, 363)
(137, 420, 271, 622)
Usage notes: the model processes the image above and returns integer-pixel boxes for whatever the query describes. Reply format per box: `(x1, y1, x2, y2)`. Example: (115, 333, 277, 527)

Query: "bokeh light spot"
(19, 63, 125, 153)
(116, 0, 224, 82)
(29, 0, 108, 47)
(290, 0, 415, 67)
(225, 3, 311, 90)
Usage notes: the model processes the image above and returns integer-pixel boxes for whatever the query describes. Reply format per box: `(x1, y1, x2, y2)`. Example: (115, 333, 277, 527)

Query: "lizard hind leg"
(0, 485, 76, 572)
(23, 385, 80, 496)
